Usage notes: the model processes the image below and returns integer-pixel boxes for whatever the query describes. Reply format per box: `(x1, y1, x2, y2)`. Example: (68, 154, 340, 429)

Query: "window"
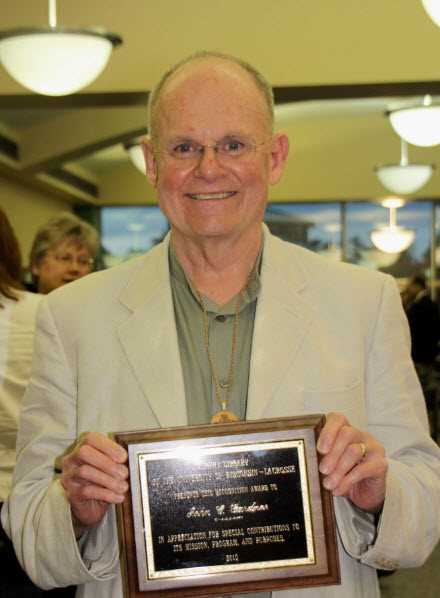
(101, 206, 169, 268)
(264, 203, 342, 260)
(345, 201, 431, 282)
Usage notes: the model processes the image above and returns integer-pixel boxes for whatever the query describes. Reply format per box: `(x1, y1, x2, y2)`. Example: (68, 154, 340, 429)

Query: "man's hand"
(61, 432, 129, 533)
(317, 412, 388, 513)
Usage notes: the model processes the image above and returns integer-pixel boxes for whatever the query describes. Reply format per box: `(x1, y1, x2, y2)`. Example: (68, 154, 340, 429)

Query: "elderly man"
(2, 52, 440, 598)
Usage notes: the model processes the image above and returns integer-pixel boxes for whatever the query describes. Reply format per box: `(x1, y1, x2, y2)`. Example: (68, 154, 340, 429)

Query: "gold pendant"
(211, 410, 239, 424)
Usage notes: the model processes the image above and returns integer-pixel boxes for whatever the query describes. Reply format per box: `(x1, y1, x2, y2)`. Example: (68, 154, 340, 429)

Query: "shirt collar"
(169, 242, 262, 316)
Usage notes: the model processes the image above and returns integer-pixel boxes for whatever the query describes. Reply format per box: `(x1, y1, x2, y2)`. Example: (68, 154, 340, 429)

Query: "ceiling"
(1, 0, 440, 206)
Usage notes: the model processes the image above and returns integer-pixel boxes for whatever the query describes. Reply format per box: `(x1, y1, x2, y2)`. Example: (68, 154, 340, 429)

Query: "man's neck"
(171, 227, 263, 305)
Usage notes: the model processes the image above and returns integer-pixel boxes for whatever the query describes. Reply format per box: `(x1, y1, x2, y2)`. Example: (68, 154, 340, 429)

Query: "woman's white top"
(0, 290, 41, 501)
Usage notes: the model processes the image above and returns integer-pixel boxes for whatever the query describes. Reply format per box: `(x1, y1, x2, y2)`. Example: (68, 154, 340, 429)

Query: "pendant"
(211, 409, 239, 424)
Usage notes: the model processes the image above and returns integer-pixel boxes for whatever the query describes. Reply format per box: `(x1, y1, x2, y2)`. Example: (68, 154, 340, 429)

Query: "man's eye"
(222, 140, 246, 154)
(173, 143, 196, 155)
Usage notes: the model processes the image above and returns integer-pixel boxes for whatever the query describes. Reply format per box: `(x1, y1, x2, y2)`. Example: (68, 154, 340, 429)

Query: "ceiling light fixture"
(421, 0, 440, 27)
(388, 95, 440, 147)
(125, 140, 146, 174)
(374, 139, 434, 194)
(0, 0, 122, 96)
(370, 198, 415, 254)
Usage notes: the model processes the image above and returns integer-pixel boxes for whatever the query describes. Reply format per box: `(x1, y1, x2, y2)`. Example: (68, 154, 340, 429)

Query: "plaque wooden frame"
(114, 414, 340, 597)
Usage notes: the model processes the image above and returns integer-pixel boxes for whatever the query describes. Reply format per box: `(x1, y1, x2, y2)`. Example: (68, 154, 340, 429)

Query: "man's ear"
(268, 132, 289, 186)
(142, 137, 158, 187)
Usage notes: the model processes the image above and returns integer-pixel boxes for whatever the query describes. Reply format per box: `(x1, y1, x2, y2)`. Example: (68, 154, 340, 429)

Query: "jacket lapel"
(247, 231, 315, 420)
(117, 238, 188, 428)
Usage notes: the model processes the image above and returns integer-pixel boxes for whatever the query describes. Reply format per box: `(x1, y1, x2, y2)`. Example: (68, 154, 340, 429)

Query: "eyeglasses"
(49, 253, 94, 269)
(156, 136, 269, 164)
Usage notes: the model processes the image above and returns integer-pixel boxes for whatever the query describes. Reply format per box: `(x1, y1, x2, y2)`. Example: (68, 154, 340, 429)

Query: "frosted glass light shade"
(126, 143, 146, 174)
(0, 28, 122, 96)
(370, 226, 415, 254)
(388, 105, 440, 147)
(375, 163, 433, 194)
(422, 0, 440, 26)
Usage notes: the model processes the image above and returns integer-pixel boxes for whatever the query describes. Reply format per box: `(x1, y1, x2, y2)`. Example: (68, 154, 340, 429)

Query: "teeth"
(188, 192, 235, 200)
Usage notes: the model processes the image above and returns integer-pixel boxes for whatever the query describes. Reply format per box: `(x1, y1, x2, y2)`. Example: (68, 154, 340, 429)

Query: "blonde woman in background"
(28, 212, 99, 294)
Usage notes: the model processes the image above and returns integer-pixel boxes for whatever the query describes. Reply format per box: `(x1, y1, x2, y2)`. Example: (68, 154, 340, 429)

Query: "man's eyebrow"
(220, 131, 249, 138)
(164, 136, 196, 145)
(162, 132, 252, 145)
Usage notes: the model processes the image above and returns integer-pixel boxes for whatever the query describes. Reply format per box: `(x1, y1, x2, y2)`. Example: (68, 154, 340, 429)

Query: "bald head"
(148, 52, 274, 143)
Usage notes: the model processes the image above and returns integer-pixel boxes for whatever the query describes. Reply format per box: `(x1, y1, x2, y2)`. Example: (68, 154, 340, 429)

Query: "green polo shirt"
(169, 244, 261, 425)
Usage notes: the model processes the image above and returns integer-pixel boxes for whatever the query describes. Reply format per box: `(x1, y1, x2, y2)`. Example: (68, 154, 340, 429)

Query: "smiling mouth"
(186, 191, 236, 201)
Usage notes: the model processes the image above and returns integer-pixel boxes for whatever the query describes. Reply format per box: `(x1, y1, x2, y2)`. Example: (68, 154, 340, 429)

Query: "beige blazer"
(3, 230, 440, 598)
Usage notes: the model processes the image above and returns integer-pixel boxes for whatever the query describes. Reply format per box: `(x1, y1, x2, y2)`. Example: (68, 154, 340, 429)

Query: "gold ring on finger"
(359, 442, 367, 461)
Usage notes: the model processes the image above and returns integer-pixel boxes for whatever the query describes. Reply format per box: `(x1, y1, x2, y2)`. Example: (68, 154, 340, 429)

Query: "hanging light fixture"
(370, 198, 415, 254)
(0, 0, 122, 96)
(388, 95, 440, 147)
(374, 139, 434, 194)
(125, 140, 146, 174)
(421, 0, 440, 27)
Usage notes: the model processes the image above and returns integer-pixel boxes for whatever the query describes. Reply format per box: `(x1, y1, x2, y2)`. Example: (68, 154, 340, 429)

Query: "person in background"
(402, 274, 440, 436)
(28, 212, 99, 294)
(0, 208, 74, 597)
(2, 53, 440, 598)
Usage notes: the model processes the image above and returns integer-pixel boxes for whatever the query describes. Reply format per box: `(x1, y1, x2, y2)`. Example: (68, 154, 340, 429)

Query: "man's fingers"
(78, 432, 127, 464)
(71, 482, 126, 505)
(61, 432, 130, 524)
(73, 443, 128, 480)
(321, 441, 369, 487)
(62, 432, 129, 482)
(316, 412, 388, 513)
(317, 412, 350, 455)
(64, 463, 128, 495)
(330, 457, 388, 497)
(319, 427, 362, 475)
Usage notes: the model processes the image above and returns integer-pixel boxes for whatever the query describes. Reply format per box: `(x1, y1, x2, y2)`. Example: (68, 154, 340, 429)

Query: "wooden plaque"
(114, 414, 340, 597)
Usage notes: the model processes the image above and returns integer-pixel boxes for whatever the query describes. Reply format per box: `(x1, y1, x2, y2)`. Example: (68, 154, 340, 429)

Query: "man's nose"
(193, 145, 225, 178)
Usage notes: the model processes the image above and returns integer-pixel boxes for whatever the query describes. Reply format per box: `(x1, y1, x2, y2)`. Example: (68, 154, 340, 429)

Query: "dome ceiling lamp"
(125, 140, 146, 174)
(387, 95, 440, 147)
(370, 198, 415, 254)
(0, 0, 122, 96)
(374, 139, 434, 194)
(421, 0, 440, 27)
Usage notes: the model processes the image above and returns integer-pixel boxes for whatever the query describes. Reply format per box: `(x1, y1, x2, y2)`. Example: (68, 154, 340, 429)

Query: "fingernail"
(317, 439, 329, 454)
(118, 450, 128, 462)
(319, 462, 329, 475)
(323, 477, 334, 490)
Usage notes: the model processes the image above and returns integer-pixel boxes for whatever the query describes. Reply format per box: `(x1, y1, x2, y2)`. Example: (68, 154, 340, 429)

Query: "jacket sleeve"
(1, 297, 120, 589)
(336, 274, 440, 569)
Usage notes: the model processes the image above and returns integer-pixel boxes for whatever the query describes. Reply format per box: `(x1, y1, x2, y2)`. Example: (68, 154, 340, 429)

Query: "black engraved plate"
(140, 441, 314, 577)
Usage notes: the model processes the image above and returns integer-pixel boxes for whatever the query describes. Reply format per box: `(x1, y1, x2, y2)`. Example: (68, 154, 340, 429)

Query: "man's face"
(32, 239, 93, 294)
(144, 60, 288, 245)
